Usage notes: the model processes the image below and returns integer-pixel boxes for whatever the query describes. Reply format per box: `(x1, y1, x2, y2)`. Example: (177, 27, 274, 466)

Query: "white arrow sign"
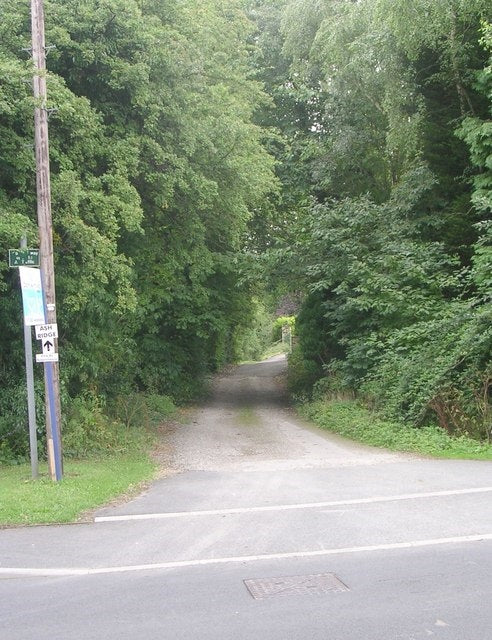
(42, 338, 55, 354)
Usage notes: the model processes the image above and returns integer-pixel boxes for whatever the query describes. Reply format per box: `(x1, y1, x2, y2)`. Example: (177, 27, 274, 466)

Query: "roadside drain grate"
(244, 573, 350, 600)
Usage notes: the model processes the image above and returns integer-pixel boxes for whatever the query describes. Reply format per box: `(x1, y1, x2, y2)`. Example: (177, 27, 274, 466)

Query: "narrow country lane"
(1, 356, 491, 640)
(152, 354, 404, 473)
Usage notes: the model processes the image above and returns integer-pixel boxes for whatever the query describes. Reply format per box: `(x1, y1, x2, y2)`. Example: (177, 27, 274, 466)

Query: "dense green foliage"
(0, 0, 276, 460)
(1, 0, 491, 463)
(252, 1, 492, 440)
(300, 399, 492, 460)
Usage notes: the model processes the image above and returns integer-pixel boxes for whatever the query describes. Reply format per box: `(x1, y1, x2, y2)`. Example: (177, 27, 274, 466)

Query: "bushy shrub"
(283, 168, 491, 441)
(312, 374, 356, 402)
(301, 399, 492, 459)
(234, 300, 275, 361)
(109, 392, 176, 430)
(363, 301, 492, 439)
(286, 345, 323, 399)
(63, 394, 131, 458)
(62, 391, 177, 459)
(0, 382, 46, 464)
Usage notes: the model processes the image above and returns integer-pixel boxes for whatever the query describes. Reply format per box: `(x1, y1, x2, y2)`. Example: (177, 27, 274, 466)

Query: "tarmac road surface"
(1, 355, 491, 639)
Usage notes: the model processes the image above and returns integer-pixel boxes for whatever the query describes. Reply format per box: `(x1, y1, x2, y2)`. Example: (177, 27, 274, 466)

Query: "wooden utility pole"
(31, 0, 63, 480)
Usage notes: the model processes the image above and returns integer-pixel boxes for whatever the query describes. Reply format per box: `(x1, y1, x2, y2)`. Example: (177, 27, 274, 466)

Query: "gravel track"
(160, 354, 407, 472)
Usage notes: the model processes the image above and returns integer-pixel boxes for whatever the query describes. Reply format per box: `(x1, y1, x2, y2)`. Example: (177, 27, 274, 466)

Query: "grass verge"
(239, 342, 289, 365)
(0, 392, 179, 527)
(261, 341, 289, 360)
(0, 455, 157, 527)
(300, 399, 492, 460)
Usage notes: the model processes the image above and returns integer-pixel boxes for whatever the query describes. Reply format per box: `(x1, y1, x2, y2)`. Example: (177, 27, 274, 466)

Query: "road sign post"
(13, 238, 40, 479)
(16, 266, 62, 480)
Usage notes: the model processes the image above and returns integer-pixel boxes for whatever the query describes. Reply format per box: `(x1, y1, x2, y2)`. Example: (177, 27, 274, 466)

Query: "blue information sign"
(19, 267, 46, 326)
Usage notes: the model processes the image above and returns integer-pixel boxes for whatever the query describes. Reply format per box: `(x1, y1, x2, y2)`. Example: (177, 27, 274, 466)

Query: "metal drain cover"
(244, 573, 350, 600)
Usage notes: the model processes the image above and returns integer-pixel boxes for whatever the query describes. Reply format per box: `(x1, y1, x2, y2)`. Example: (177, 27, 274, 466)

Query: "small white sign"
(35, 323, 58, 340)
(36, 352, 59, 363)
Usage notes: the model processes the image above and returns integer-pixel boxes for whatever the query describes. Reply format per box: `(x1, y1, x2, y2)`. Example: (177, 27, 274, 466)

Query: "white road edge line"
(1, 534, 491, 577)
(94, 487, 492, 523)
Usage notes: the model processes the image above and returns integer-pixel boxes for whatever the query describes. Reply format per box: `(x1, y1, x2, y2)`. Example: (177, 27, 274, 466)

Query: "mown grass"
(261, 341, 289, 360)
(300, 399, 492, 460)
(0, 392, 179, 527)
(0, 455, 157, 527)
(239, 342, 289, 365)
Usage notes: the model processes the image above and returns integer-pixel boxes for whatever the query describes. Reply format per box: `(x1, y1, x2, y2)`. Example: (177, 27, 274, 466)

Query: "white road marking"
(435, 620, 450, 627)
(1, 533, 491, 578)
(94, 487, 492, 523)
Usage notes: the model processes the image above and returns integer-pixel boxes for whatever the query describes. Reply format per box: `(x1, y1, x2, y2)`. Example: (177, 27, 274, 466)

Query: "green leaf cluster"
(254, 1, 492, 440)
(0, 0, 276, 459)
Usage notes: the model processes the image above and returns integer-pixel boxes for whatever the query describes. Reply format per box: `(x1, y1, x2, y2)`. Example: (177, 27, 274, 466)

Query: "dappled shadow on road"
(205, 356, 290, 410)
